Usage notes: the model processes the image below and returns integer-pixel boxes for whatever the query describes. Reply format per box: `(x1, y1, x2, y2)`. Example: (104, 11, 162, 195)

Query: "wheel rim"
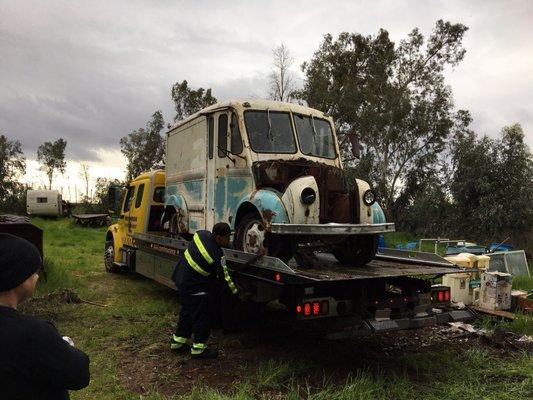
(105, 244, 114, 270)
(243, 220, 266, 254)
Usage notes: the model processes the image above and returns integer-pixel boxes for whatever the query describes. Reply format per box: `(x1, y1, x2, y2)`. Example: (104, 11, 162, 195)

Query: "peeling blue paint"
(214, 177, 226, 221)
(227, 176, 252, 222)
(182, 180, 203, 201)
(372, 203, 386, 223)
(233, 189, 289, 229)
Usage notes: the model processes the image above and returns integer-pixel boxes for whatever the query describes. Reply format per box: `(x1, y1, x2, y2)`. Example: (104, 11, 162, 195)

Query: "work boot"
(170, 335, 190, 353)
(190, 343, 219, 359)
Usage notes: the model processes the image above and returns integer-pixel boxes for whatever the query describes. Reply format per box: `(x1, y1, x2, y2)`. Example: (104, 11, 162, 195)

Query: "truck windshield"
(244, 110, 296, 153)
(294, 114, 336, 159)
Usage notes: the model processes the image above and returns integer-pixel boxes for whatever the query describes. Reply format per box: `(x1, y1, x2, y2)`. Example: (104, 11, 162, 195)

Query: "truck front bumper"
(270, 222, 395, 235)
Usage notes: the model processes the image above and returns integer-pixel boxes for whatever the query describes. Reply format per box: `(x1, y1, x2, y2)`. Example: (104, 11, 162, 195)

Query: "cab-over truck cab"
(163, 100, 394, 266)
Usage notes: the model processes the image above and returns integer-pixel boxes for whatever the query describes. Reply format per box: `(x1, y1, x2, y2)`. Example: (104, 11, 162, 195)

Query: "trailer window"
(153, 186, 165, 203)
(123, 186, 135, 213)
(37, 197, 48, 203)
(218, 114, 228, 158)
(230, 113, 243, 154)
(135, 184, 145, 208)
(208, 116, 214, 159)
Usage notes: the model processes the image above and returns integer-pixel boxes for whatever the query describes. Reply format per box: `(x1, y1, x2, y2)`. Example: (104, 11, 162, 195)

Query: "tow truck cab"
(105, 170, 166, 271)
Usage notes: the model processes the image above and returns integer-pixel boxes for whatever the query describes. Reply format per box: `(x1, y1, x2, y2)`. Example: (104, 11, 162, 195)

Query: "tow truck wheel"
(332, 234, 378, 267)
(234, 213, 294, 262)
(104, 240, 119, 273)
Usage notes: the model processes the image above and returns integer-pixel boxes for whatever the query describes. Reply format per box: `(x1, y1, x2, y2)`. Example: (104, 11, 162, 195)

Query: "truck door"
(206, 110, 249, 230)
(206, 112, 232, 230)
(118, 184, 136, 247)
(118, 180, 149, 246)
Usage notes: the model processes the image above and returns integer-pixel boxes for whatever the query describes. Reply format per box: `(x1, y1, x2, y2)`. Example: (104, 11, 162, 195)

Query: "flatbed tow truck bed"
(130, 233, 476, 338)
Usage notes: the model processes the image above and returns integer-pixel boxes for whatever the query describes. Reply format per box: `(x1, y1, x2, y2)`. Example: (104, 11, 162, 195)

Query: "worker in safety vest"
(170, 222, 238, 359)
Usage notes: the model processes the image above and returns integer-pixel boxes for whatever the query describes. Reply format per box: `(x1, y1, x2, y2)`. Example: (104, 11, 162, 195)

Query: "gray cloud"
(1, 0, 532, 164)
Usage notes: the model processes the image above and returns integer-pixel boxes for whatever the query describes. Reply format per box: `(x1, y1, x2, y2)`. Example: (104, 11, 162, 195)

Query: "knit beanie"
(0, 233, 42, 292)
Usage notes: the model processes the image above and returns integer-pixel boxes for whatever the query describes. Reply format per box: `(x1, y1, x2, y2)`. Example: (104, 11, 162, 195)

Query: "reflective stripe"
(171, 335, 188, 350)
(184, 249, 210, 277)
(172, 335, 188, 344)
(193, 233, 214, 265)
(223, 265, 238, 295)
(191, 343, 207, 355)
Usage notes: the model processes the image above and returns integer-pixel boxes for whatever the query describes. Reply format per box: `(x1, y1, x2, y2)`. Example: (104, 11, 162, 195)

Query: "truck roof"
(131, 169, 165, 183)
(167, 99, 330, 133)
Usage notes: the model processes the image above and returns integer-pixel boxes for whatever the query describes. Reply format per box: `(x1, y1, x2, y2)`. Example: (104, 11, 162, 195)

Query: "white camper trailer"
(26, 190, 63, 217)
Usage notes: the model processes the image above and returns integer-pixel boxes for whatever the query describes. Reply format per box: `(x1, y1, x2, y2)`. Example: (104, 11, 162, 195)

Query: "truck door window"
(135, 184, 145, 208)
(230, 113, 243, 154)
(153, 187, 165, 203)
(208, 116, 214, 159)
(123, 186, 135, 213)
(218, 114, 228, 157)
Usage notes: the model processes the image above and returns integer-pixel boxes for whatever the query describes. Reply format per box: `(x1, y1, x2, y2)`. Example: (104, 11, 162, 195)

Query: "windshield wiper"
(266, 108, 273, 142)
(310, 115, 318, 144)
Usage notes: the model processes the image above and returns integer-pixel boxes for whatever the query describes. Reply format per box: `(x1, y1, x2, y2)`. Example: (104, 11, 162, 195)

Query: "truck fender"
(163, 194, 189, 233)
(233, 189, 289, 231)
(281, 176, 319, 224)
(355, 179, 375, 224)
(372, 202, 387, 223)
(106, 224, 122, 262)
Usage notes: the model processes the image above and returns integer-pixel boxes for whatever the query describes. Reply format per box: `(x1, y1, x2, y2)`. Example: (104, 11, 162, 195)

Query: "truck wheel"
(234, 213, 294, 262)
(332, 234, 378, 267)
(104, 240, 119, 273)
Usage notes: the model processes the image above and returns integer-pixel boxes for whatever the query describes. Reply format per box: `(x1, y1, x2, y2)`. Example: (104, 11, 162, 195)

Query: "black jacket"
(0, 306, 90, 400)
(172, 230, 225, 294)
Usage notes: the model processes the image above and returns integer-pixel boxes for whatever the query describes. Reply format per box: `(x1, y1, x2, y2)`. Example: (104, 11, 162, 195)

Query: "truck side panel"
(166, 117, 208, 233)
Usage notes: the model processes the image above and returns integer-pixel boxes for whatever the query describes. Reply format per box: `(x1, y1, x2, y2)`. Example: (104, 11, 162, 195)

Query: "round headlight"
(301, 187, 316, 205)
(363, 189, 376, 206)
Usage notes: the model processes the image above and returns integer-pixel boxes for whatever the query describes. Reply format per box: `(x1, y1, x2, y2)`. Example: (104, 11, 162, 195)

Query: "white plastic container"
(443, 273, 472, 305)
(479, 272, 512, 310)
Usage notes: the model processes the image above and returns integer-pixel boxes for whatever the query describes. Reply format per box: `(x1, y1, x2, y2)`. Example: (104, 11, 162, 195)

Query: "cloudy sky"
(1, 0, 532, 199)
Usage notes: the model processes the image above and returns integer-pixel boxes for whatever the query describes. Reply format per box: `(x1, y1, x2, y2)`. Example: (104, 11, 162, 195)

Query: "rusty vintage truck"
(162, 99, 393, 266)
(105, 100, 476, 337)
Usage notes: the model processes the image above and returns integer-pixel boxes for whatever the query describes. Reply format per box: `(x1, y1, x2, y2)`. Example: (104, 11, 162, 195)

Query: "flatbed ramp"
(133, 233, 466, 283)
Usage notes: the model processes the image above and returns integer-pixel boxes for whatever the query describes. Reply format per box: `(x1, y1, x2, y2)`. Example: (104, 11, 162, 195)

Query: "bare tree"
(79, 163, 90, 200)
(268, 44, 296, 102)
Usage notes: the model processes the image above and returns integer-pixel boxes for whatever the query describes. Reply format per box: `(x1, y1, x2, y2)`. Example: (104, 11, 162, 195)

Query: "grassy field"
(19, 218, 533, 399)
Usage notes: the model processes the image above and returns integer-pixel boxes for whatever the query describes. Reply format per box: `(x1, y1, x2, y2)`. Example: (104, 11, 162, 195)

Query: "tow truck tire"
(234, 212, 294, 262)
(104, 240, 119, 273)
(332, 234, 378, 267)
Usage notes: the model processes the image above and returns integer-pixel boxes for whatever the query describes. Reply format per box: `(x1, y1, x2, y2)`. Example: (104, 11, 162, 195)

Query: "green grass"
(18, 219, 533, 399)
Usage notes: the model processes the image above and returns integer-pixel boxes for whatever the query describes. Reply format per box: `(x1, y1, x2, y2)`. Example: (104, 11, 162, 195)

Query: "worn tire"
(332, 234, 378, 267)
(234, 212, 294, 262)
(104, 239, 120, 273)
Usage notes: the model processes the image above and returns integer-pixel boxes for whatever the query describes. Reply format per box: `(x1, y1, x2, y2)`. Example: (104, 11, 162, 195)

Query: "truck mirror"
(107, 187, 116, 214)
(347, 133, 361, 159)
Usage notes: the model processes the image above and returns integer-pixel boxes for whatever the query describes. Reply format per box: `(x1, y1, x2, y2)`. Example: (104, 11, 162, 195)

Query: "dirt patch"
(116, 321, 529, 398)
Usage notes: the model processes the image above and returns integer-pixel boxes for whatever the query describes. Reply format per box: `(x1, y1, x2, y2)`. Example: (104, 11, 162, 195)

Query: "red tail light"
(444, 290, 450, 301)
(296, 304, 302, 314)
(438, 291, 444, 302)
(312, 302, 320, 315)
(304, 303, 311, 316)
(274, 273, 281, 282)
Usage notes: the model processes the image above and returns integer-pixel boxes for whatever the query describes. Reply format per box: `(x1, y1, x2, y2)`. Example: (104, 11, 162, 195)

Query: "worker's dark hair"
(212, 222, 231, 237)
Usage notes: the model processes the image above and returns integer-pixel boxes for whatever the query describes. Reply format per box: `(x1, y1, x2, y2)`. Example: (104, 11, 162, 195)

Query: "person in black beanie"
(0, 233, 90, 400)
